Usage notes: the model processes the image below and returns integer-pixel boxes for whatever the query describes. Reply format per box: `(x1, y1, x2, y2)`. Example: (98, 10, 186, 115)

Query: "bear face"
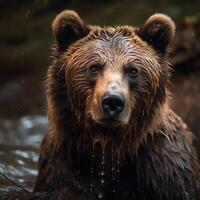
(49, 10, 175, 148)
(66, 28, 162, 126)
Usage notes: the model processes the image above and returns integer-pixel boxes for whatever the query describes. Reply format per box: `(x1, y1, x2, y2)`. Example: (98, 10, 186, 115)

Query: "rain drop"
(101, 179, 105, 184)
(98, 192, 104, 199)
(116, 149, 121, 182)
(101, 171, 105, 176)
(90, 152, 95, 192)
(100, 146, 106, 183)
(78, 184, 82, 190)
(90, 183, 94, 192)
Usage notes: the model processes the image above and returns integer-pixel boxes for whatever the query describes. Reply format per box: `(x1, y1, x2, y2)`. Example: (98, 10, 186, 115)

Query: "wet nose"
(102, 92, 125, 118)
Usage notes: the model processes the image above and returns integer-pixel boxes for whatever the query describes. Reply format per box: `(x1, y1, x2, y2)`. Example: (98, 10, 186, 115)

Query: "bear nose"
(102, 92, 125, 118)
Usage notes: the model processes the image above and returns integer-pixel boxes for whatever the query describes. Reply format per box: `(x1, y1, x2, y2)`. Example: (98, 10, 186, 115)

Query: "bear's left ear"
(52, 10, 90, 51)
(139, 13, 175, 54)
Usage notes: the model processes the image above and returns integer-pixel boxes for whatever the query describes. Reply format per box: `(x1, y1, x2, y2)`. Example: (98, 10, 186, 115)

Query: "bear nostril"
(102, 92, 125, 118)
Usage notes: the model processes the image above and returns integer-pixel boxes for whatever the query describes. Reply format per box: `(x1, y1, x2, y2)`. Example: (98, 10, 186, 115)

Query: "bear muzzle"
(101, 92, 125, 119)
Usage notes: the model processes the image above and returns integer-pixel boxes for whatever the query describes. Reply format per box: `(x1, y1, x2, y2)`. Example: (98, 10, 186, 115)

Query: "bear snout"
(101, 92, 125, 118)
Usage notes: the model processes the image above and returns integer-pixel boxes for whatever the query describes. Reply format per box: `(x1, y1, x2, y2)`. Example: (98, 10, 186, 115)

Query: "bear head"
(47, 10, 175, 151)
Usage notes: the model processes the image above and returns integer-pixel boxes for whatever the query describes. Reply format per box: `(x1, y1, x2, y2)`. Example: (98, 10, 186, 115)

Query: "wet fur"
(34, 11, 200, 199)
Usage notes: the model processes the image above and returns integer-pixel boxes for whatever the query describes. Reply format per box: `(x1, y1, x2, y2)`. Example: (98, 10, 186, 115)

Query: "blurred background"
(0, 0, 200, 192)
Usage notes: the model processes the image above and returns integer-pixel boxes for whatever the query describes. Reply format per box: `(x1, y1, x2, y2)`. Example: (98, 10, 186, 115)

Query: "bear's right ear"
(139, 13, 175, 54)
(52, 10, 90, 51)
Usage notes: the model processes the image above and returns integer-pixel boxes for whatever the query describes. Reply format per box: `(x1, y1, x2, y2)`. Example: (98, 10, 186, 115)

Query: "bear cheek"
(89, 91, 105, 122)
(120, 92, 134, 124)
(118, 104, 131, 124)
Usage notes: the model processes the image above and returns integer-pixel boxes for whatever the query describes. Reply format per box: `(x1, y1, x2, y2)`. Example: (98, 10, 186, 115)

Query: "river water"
(0, 115, 48, 192)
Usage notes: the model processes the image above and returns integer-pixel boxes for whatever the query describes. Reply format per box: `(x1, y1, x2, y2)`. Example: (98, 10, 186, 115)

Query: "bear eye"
(125, 67, 138, 78)
(88, 64, 102, 75)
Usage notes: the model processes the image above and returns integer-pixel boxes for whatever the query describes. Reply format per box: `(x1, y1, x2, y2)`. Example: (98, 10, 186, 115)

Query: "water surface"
(0, 115, 48, 192)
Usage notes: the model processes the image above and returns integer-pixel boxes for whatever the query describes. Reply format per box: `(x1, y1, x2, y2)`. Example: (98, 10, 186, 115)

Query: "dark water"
(0, 116, 48, 192)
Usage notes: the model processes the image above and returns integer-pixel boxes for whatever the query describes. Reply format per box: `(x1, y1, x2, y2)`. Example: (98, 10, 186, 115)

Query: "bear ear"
(139, 13, 175, 54)
(52, 10, 90, 51)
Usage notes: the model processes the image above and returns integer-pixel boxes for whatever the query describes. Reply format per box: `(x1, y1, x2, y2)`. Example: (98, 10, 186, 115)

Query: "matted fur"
(34, 10, 200, 200)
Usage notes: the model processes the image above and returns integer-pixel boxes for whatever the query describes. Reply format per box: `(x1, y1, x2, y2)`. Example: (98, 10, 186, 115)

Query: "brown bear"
(33, 10, 200, 199)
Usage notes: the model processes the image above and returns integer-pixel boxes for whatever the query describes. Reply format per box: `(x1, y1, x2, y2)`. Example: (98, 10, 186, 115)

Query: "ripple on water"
(0, 115, 48, 192)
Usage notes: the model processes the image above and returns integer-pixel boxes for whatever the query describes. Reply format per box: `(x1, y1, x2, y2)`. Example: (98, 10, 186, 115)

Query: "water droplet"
(101, 171, 105, 176)
(90, 152, 95, 192)
(113, 189, 116, 193)
(98, 192, 104, 199)
(100, 146, 106, 185)
(116, 150, 121, 182)
(90, 183, 94, 192)
(101, 179, 105, 184)
(78, 184, 82, 189)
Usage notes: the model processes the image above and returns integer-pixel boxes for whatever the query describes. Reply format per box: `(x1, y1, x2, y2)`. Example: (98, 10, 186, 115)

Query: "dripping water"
(100, 144, 105, 186)
(111, 145, 122, 194)
(90, 143, 96, 192)
(90, 137, 122, 198)
(111, 145, 116, 193)
(98, 137, 107, 199)
(98, 191, 104, 199)
(116, 149, 121, 183)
